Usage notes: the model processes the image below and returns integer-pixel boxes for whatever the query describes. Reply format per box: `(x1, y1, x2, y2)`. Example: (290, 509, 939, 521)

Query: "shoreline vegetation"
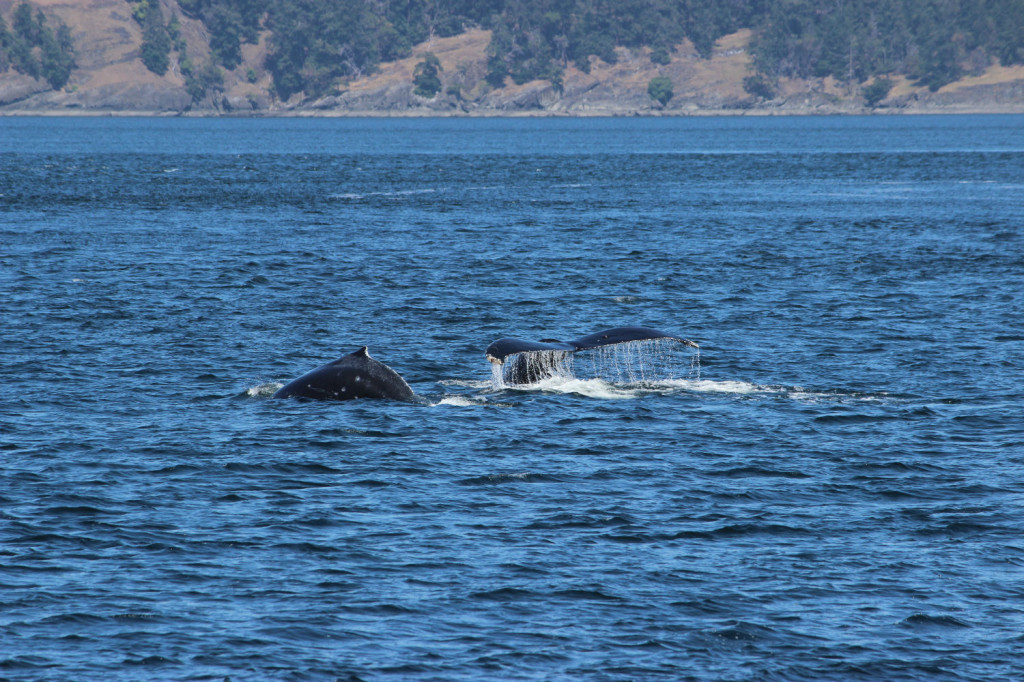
(5, 106, 1024, 117)
(1, 0, 1022, 117)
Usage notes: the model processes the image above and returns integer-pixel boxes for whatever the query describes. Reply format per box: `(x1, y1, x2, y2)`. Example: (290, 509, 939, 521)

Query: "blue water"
(2, 115, 1023, 681)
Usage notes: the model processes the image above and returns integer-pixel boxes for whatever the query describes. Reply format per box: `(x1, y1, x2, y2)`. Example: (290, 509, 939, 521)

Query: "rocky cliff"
(2, 0, 1023, 116)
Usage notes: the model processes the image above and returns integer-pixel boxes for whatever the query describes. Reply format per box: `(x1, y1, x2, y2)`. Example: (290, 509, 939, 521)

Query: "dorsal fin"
(353, 346, 370, 358)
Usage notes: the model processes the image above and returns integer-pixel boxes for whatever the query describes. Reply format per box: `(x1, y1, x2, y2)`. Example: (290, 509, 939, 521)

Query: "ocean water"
(2, 115, 1023, 681)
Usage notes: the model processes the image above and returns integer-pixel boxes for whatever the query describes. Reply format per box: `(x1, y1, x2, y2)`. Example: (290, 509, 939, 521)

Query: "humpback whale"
(485, 326, 698, 385)
(273, 347, 415, 401)
(271, 327, 697, 401)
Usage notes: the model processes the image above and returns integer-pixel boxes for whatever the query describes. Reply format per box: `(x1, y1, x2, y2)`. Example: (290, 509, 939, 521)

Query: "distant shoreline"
(3, 105, 1024, 118)
(4, 11, 1023, 122)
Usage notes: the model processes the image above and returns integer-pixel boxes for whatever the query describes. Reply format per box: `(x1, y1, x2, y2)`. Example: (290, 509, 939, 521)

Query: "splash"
(580, 337, 701, 383)
(246, 382, 282, 398)
(529, 376, 638, 399)
(435, 395, 487, 407)
(491, 338, 700, 389)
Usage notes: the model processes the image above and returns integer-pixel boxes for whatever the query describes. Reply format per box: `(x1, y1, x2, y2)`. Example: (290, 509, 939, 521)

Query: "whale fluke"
(485, 326, 698, 385)
(485, 326, 697, 363)
(273, 347, 415, 401)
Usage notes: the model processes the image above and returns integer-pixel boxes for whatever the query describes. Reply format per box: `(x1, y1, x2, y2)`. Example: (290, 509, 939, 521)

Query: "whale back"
(273, 347, 414, 401)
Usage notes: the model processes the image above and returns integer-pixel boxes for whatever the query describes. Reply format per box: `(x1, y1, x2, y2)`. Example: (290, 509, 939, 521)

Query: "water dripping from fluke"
(486, 328, 701, 390)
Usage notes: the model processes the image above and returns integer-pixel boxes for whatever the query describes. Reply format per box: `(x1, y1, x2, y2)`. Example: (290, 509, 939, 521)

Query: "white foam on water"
(491, 376, 762, 400)
(787, 388, 888, 403)
(663, 380, 887, 402)
(521, 376, 638, 400)
(329, 188, 440, 200)
(662, 378, 765, 395)
(247, 382, 282, 398)
(434, 395, 488, 407)
(477, 339, 889, 402)
(441, 379, 494, 391)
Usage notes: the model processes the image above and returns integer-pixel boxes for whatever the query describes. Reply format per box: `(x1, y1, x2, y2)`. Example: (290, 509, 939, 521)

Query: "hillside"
(1, 0, 1023, 116)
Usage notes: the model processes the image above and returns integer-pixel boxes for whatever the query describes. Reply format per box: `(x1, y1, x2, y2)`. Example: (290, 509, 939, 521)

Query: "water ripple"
(2, 116, 1023, 681)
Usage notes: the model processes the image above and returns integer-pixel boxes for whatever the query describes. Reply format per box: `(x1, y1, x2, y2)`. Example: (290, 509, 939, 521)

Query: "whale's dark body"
(273, 347, 415, 401)
(486, 326, 699, 385)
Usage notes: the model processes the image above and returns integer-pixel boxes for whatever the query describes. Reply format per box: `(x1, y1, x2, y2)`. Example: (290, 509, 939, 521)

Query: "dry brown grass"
(344, 28, 491, 95)
(3, 4, 1022, 114)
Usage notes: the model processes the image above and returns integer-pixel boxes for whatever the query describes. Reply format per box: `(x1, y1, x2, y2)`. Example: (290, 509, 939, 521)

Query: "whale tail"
(486, 326, 699, 385)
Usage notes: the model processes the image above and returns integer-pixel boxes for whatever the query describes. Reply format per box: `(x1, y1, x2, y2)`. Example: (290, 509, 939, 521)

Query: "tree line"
(7, 0, 1022, 103)
(157, 0, 763, 99)
(0, 1, 75, 90)
(161, 0, 1021, 101)
(750, 0, 1024, 94)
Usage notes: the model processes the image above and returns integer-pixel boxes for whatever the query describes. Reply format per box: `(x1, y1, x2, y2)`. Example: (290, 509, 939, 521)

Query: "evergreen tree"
(205, 4, 243, 69)
(647, 75, 673, 105)
(140, 2, 172, 75)
(41, 22, 75, 88)
(743, 72, 775, 99)
(12, 2, 38, 44)
(863, 76, 893, 106)
(413, 51, 442, 96)
(3, 1, 75, 86)
(0, 15, 9, 72)
(991, 0, 1024, 65)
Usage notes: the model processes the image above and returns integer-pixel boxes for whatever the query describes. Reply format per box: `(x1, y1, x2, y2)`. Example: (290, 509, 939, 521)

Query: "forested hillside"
(0, 1, 75, 90)
(134, 0, 1024, 101)
(2, 0, 1023, 112)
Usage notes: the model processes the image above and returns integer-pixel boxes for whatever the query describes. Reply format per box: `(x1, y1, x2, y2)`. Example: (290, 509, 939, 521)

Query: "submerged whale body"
(273, 347, 415, 401)
(486, 326, 699, 385)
